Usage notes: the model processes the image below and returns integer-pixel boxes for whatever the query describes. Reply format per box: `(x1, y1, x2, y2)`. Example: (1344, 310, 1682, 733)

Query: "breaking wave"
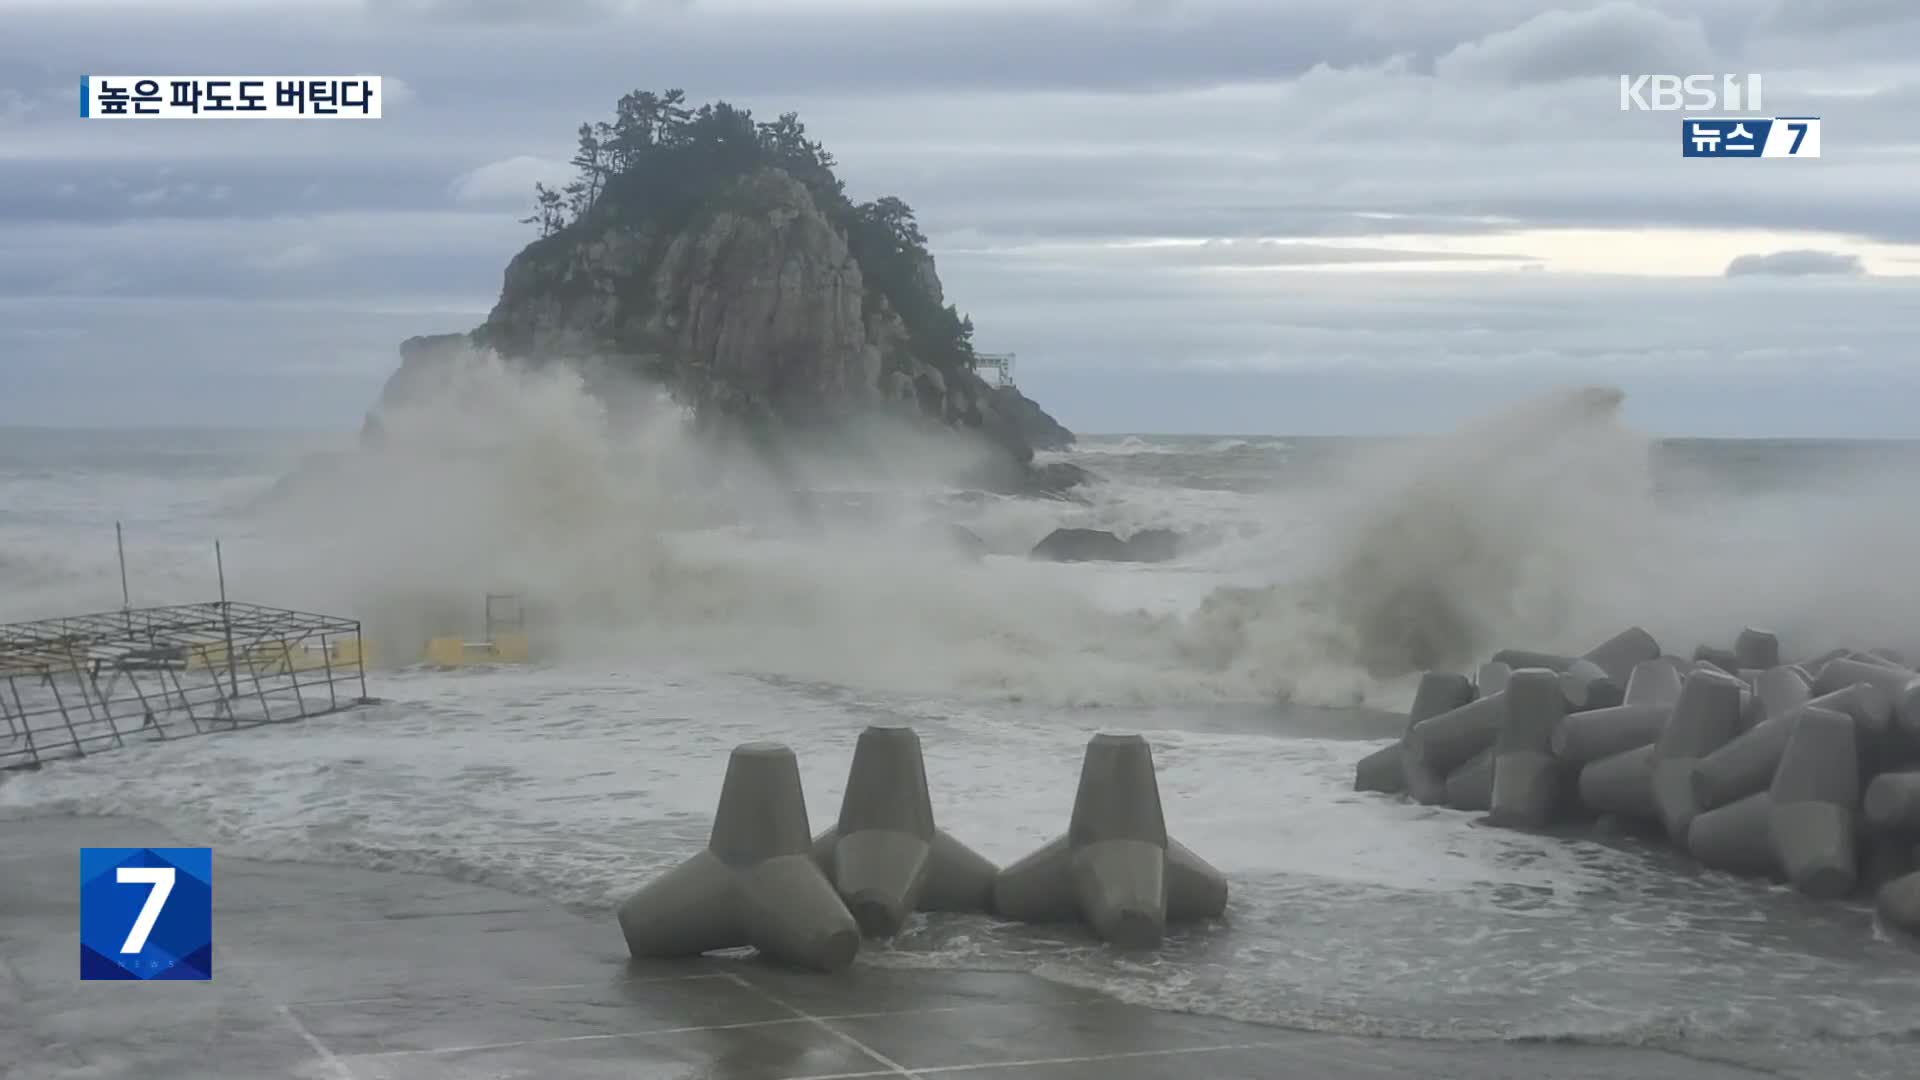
(65, 352, 1914, 710)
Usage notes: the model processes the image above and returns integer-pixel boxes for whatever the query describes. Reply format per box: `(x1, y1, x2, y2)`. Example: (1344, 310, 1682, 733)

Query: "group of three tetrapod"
(616, 725, 1230, 972)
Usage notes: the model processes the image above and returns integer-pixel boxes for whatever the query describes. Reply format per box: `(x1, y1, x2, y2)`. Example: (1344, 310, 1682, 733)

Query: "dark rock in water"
(988, 385, 1073, 451)
(1031, 528, 1129, 562)
(1028, 526, 1181, 564)
(1027, 462, 1097, 496)
(1123, 528, 1180, 563)
(945, 525, 988, 560)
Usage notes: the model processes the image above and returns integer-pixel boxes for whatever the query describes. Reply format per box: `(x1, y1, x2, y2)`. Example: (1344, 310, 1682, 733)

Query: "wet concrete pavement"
(1, 815, 1771, 1079)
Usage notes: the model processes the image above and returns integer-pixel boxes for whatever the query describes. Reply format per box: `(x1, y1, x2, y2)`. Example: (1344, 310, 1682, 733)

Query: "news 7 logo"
(80, 848, 213, 980)
(1683, 117, 1821, 159)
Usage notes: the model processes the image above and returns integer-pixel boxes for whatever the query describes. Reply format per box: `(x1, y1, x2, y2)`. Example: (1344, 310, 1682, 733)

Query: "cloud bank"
(0, 0, 1915, 434)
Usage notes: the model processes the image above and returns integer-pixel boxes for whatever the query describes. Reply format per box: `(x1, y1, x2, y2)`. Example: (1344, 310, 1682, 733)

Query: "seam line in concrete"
(778, 1039, 1294, 1079)
(274, 1003, 358, 1080)
(337, 997, 1103, 1060)
(354, 1015, 816, 1059)
(213, 934, 358, 1080)
(288, 971, 729, 1006)
(723, 971, 922, 1079)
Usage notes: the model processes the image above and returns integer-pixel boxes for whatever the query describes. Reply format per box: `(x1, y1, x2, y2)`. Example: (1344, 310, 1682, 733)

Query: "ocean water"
(3, 370, 1919, 1078)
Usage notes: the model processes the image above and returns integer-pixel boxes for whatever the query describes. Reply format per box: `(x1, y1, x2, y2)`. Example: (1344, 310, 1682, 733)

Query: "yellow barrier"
(187, 638, 370, 674)
(422, 632, 529, 667)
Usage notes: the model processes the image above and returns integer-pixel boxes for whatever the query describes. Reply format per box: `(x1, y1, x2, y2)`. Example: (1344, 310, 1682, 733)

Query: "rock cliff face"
(366, 165, 1072, 475)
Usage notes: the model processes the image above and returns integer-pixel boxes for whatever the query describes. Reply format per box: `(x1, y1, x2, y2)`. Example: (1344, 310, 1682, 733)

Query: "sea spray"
(153, 361, 1920, 709)
(1172, 386, 1661, 701)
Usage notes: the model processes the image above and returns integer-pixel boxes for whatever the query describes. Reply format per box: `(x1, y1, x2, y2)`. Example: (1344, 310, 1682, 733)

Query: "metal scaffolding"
(0, 601, 371, 772)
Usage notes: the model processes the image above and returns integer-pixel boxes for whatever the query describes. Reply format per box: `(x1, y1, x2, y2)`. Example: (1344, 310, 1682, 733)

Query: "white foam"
(14, 659, 1912, 1049)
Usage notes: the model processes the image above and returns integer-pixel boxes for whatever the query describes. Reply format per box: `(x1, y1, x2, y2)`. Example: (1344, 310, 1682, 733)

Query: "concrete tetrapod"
(1356, 671, 1474, 796)
(1445, 747, 1494, 812)
(1550, 703, 1671, 766)
(1651, 668, 1746, 843)
(1693, 647, 1740, 676)
(1879, 872, 1920, 936)
(1863, 770, 1920, 833)
(1404, 691, 1506, 804)
(1477, 661, 1513, 697)
(1352, 741, 1407, 795)
(1393, 671, 1478, 804)
(1487, 668, 1566, 828)
(617, 742, 861, 972)
(1687, 791, 1779, 879)
(809, 725, 998, 938)
(1583, 627, 1663, 685)
(1490, 649, 1574, 673)
(1623, 659, 1683, 707)
(1691, 692, 1883, 814)
(993, 733, 1227, 949)
(1688, 709, 1809, 814)
(1769, 708, 1860, 900)
(1558, 659, 1624, 711)
(1810, 658, 1916, 725)
(1750, 666, 1810, 721)
(1863, 834, 1917, 893)
(1733, 627, 1781, 671)
(1580, 744, 1658, 823)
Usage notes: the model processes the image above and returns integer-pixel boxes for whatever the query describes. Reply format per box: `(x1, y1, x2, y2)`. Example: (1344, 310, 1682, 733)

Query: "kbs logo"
(79, 847, 213, 980)
(1619, 74, 1763, 112)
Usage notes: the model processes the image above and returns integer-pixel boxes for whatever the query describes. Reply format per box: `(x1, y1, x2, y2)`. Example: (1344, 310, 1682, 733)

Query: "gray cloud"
(3, 0, 1919, 437)
(1761, 0, 1919, 33)
(367, 0, 690, 22)
(9, 275, 1919, 437)
(1725, 249, 1868, 277)
(1436, 2, 1713, 83)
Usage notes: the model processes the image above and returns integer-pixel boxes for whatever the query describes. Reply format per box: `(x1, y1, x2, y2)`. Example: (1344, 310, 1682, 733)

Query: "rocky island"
(364, 89, 1076, 493)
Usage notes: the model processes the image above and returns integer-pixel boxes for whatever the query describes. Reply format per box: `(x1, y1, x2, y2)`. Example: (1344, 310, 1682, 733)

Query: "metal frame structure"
(973, 351, 1016, 389)
(0, 601, 370, 772)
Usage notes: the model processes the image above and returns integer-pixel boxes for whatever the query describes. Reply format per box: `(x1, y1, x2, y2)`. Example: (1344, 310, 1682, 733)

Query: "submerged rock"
(1029, 527, 1182, 564)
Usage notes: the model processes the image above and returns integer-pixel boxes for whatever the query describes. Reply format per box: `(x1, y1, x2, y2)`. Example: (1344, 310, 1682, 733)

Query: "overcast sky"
(2, 0, 1918, 436)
